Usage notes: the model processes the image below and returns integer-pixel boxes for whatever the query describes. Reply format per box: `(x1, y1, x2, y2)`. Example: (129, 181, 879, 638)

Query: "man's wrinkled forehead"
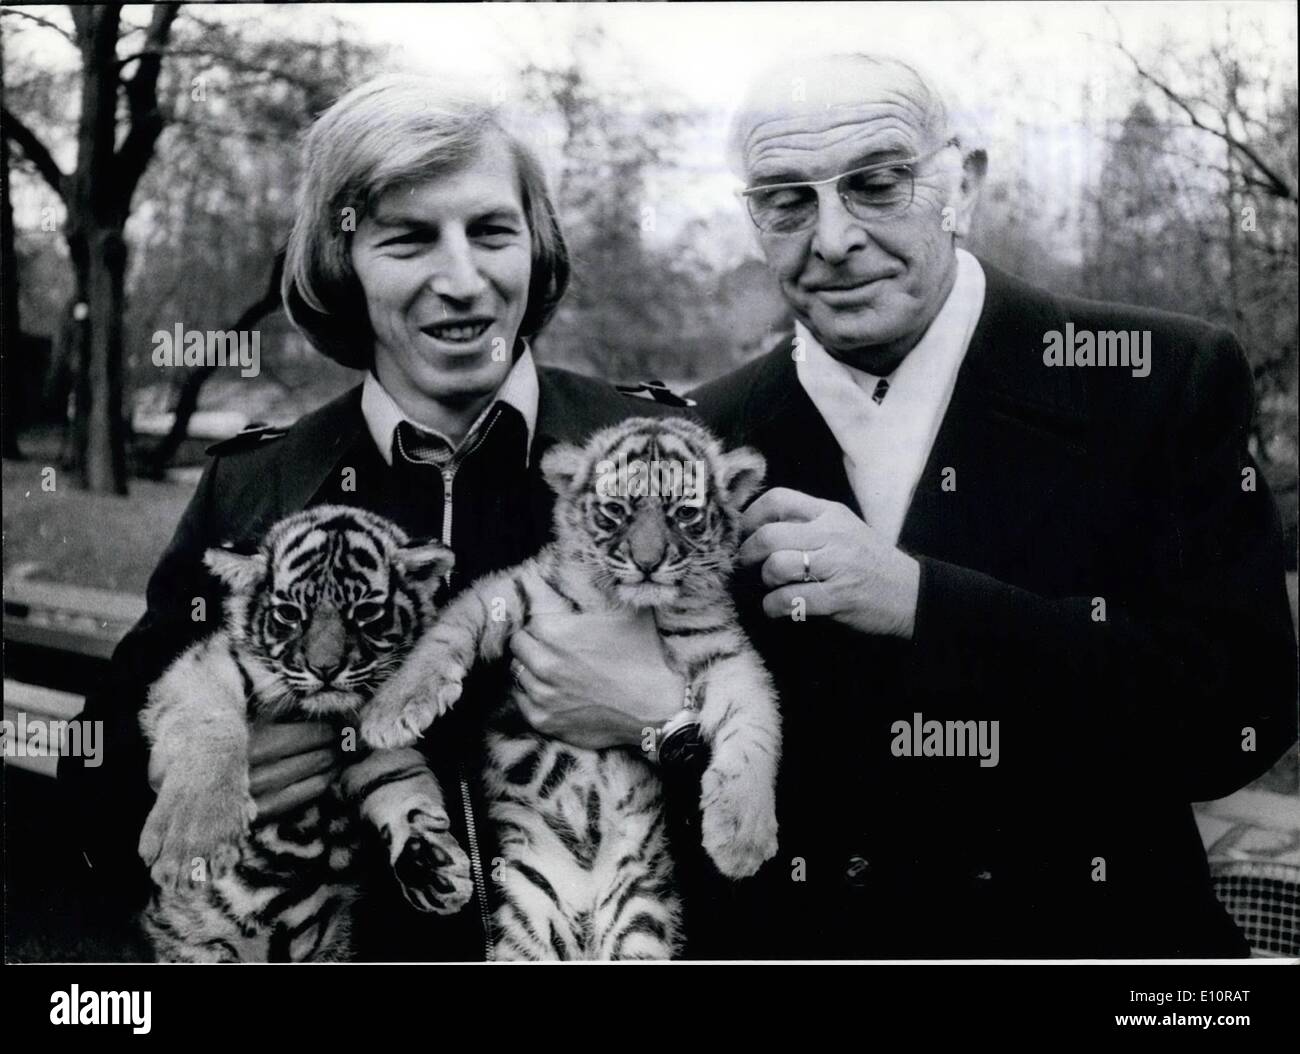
(732, 56, 944, 179)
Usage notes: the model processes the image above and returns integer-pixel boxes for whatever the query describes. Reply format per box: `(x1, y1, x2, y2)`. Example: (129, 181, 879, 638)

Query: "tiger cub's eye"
(352, 600, 385, 625)
(594, 501, 627, 530)
(673, 504, 704, 529)
(272, 602, 303, 626)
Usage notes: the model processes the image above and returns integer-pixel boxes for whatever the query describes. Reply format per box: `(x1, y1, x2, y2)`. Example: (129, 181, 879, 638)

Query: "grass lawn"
(3, 434, 195, 595)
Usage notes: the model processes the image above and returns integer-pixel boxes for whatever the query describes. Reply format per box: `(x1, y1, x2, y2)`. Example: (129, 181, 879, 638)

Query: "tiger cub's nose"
(627, 510, 668, 573)
(304, 604, 347, 682)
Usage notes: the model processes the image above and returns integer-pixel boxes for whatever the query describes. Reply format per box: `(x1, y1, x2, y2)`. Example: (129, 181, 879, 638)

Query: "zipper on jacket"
(439, 407, 502, 961)
(439, 405, 503, 558)
(459, 763, 494, 961)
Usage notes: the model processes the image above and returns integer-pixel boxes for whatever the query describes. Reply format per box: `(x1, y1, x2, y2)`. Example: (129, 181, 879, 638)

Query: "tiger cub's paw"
(390, 807, 474, 915)
(362, 668, 465, 750)
(139, 774, 254, 887)
(699, 764, 779, 880)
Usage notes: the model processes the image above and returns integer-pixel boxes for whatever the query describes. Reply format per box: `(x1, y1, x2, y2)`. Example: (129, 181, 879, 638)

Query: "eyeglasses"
(738, 138, 959, 234)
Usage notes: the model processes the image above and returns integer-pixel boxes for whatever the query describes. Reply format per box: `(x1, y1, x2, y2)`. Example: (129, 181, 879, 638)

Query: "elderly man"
(686, 53, 1297, 958)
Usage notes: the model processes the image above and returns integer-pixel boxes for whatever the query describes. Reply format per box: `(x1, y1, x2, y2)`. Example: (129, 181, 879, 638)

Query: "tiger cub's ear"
(540, 442, 587, 500)
(715, 446, 766, 509)
(397, 542, 455, 584)
(204, 547, 268, 593)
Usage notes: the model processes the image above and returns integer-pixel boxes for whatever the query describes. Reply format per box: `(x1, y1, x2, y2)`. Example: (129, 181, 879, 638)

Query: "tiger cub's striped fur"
(139, 505, 474, 962)
(364, 418, 781, 960)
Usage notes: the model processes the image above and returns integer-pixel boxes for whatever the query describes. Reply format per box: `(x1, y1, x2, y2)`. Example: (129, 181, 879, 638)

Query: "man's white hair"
(726, 52, 977, 179)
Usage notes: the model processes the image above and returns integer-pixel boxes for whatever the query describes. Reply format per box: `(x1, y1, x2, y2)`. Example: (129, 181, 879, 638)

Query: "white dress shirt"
(794, 248, 987, 545)
(361, 344, 540, 467)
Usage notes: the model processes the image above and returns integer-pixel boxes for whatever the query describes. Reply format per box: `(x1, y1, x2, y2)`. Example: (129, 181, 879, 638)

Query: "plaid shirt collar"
(361, 343, 540, 468)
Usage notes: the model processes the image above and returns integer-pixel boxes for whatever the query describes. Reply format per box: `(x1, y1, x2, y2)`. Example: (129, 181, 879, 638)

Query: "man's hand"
(510, 610, 684, 751)
(141, 720, 340, 882)
(739, 487, 921, 637)
(150, 720, 343, 825)
(247, 722, 342, 823)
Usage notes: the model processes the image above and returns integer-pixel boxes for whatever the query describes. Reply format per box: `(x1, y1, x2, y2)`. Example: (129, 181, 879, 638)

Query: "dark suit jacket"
(58, 365, 679, 962)
(687, 260, 1297, 958)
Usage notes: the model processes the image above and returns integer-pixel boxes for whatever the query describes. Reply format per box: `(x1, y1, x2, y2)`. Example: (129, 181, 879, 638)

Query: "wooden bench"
(2, 680, 85, 777)
(2, 581, 144, 778)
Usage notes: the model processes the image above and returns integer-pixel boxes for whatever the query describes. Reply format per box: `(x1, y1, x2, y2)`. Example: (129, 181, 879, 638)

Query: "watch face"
(659, 723, 706, 768)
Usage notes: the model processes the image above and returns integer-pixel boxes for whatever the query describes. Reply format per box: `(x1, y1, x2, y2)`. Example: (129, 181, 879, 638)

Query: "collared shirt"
(361, 344, 540, 468)
(795, 248, 987, 546)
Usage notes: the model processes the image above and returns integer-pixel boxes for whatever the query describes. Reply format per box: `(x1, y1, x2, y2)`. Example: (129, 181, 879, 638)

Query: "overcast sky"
(13, 2, 1296, 154)
(7, 1, 1297, 256)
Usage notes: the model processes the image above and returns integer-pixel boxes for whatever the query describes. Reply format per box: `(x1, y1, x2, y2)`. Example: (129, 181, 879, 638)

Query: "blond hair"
(283, 74, 569, 368)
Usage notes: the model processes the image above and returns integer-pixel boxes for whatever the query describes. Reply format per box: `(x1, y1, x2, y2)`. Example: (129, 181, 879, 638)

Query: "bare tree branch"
(1240, 173, 1289, 199)
(0, 7, 77, 46)
(141, 247, 286, 476)
(115, 2, 180, 207)
(121, 45, 328, 99)
(0, 104, 65, 196)
(1111, 36, 1297, 202)
(166, 113, 285, 145)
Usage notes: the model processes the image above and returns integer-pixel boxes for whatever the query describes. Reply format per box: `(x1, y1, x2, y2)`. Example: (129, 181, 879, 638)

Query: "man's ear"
(397, 541, 455, 585)
(716, 446, 766, 508)
(540, 442, 587, 499)
(204, 547, 268, 593)
(950, 146, 987, 240)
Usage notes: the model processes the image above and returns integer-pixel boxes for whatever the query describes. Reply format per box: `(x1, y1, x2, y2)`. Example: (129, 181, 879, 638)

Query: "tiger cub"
(363, 417, 781, 960)
(139, 505, 474, 962)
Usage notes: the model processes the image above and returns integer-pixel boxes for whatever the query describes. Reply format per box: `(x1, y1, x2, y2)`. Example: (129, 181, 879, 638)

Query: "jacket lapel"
(735, 346, 862, 515)
(280, 385, 369, 517)
(899, 262, 1091, 587)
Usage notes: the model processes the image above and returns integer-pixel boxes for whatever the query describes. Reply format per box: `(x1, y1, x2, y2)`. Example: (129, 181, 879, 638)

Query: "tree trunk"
(83, 225, 128, 493)
(60, 2, 181, 492)
(140, 248, 286, 478)
(58, 277, 89, 473)
(64, 5, 128, 492)
(0, 22, 23, 459)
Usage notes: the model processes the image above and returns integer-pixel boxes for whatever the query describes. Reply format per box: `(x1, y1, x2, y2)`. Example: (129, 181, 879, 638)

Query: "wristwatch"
(651, 709, 706, 768)
(647, 681, 707, 769)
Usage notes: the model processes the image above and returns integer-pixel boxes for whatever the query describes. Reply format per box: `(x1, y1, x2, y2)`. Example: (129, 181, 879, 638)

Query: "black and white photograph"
(1, 0, 1297, 1018)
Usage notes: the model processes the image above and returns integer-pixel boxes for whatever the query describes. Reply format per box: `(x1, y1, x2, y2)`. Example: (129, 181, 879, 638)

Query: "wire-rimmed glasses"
(738, 138, 959, 234)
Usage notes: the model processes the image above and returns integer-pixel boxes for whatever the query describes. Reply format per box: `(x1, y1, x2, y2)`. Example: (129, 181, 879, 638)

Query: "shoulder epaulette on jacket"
(615, 380, 697, 408)
(205, 422, 290, 456)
